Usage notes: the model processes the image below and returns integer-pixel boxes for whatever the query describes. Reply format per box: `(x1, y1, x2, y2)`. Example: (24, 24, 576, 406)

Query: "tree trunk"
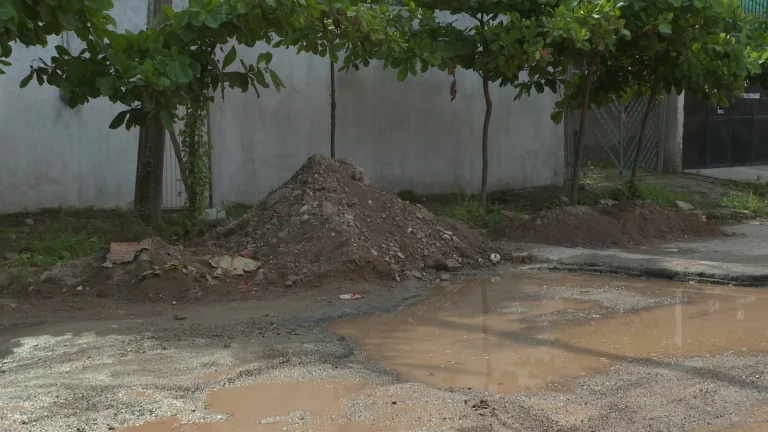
(134, 122, 166, 225)
(330, 58, 337, 158)
(134, 0, 172, 225)
(481, 74, 492, 212)
(569, 55, 598, 205)
(630, 80, 662, 181)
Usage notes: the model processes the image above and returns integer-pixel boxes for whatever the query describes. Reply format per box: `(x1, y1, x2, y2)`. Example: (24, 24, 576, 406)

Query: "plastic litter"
(339, 293, 364, 300)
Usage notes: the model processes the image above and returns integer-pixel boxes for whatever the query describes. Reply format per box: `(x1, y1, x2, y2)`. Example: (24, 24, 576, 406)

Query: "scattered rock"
(171, 300, 177, 305)
(439, 273, 450, 281)
(284, 280, 294, 288)
(722, 230, 733, 237)
(599, 198, 617, 206)
(76, 285, 83, 292)
(489, 253, 501, 263)
(559, 196, 570, 205)
(24, 218, 34, 226)
(3, 251, 18, 261)
(675, 200, 694, 211)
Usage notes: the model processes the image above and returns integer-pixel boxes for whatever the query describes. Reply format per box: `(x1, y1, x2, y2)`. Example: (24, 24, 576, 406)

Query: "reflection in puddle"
(329, 272, 768, 394)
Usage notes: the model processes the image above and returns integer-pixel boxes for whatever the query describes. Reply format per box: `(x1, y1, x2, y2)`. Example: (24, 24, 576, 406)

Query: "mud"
(330, 272, 768, 394)
(4, 271, 768, 432)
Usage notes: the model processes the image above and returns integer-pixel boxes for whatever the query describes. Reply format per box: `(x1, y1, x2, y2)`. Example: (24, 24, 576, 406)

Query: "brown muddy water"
(330, 272, 768, 395)
(120, 272, 768, 431)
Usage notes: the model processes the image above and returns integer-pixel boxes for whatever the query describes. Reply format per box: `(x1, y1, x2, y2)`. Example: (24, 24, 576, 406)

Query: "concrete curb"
(508, 244, 768, 286)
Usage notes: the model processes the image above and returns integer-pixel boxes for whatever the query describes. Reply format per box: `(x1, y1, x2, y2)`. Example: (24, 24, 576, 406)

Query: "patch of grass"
(721, 192, 768, 216)
(220, 201, 251, 220)
(434, 193, 508, 228)
(0, 207, 185, 275)
(612, 181, 694, 208)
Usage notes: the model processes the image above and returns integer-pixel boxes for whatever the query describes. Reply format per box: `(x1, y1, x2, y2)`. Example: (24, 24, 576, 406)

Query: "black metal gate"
(683, 83, 768, 169)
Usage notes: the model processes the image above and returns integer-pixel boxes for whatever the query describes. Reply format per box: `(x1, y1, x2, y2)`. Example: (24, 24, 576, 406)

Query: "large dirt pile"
(491, 200, 721, 248)
(208, 155, 493, 286)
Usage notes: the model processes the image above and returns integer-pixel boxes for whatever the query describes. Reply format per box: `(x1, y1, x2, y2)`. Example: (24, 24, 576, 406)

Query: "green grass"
(613, 181, 694, 208)
(0, 207, 187, 278)
(220, 201, 251, 220)
(721, 192, 768, 216)
(433, 193, 509, 228)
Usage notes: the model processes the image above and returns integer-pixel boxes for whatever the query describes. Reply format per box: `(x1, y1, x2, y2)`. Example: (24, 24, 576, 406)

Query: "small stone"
(439, 273, 450, 281)
(490, 253, 501, 263)
(396, 252, 405, 260)
(394, 274, 401, 282)
(722, 230, 733, 237)
(24, 218, 34, 226)
(61, 287, 68, 293)
(3, 252, 18, 261)
(390, 263, 401, 273)
(300, 214, 309, 222)
(285, 280, 294, 287)
(255, 269, 265, 283)
(76, 285, 83, 292)
(40, 271, 53, 283)
(441, 234, 452, 242)
(559, 196, 570, 205)
(675, 200, 694, 211)
(410, 270, 423, 279)
(599, 198, 617, 206)
(171, 300, 177, 305)
(445, 258, 461, 271)
(299, 204, 310, 214)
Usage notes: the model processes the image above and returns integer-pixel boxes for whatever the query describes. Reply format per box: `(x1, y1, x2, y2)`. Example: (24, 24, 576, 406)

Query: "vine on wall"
(179, 95, 211, 233)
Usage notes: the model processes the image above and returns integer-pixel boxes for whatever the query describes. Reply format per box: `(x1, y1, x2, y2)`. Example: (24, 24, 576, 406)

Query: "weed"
(436, 193, 507, 228)
(220, 201, 251, 220)
(611, 181, 692, 208)
(0, 207, 187, 275)
(721, 192, 768, 216)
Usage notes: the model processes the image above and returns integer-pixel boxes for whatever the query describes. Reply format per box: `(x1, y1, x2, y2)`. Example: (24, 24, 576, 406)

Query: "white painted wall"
(0, 3, 564, 214)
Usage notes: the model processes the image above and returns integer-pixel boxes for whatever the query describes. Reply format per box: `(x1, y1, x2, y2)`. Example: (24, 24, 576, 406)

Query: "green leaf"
(668, 0, 681, 6)
(223, 46, 237, 69)
(204, 13, 222, 28)
(396, 65, 408, 82)
(97, 77, 115, 97)
(20, 72, 34, 88)
(167, 59, 194, 84)
(109, 110, 130, 129)
(56, 10, 80, 31)
(85, 0, 114, 10)
(550, 110, 564, 125)
(0, 2, 17, 22)
(160, 109, 175, 133)
(657, 22, 672, 35)
(268, 69, 284, 90)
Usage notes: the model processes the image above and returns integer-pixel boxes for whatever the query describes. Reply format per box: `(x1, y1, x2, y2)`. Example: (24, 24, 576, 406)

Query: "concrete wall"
(0, 5, 565, 214)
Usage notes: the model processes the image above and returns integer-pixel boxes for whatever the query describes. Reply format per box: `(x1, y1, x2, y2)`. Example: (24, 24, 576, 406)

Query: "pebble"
(675, 200, 694, 211)
(299, 205, 310, 214)
(40, 271, 53, 283)
(300, 214, 309, 222)
(3, 251, 18, 261)
(285, 280, 294, 287)
(24, 218, 34, 226)
(410, 270, 423, 279)
(76, 286, 83, 292)
(171, 300, 177, 305)
(439, 273, 450, 281)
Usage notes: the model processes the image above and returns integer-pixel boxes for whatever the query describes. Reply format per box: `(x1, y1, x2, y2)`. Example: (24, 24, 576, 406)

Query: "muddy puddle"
(329, 272, 768, 394)
(119, 380, 438, 432)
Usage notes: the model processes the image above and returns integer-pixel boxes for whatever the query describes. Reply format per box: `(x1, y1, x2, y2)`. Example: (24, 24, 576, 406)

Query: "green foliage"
(436, 192, 508, 228)
(721, 192, 768, 215)
(180, 95, 211, 233)
(0, 0, 115, 74)
(614, 180, 692, 208)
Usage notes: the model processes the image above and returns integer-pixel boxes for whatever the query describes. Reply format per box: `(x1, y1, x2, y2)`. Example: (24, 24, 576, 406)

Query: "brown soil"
(205, 155, 493, 287)
(491, 200, 722, 248)
(1, 156, 494, 305)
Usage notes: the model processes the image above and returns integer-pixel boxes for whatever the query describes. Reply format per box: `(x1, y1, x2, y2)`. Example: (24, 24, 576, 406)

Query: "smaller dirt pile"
(209, 155, 492, 286)
(491, 200, 721, 248)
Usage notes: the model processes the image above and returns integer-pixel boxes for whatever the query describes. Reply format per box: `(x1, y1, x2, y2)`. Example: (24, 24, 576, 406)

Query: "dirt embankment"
(7, 156, 493, 303)
(491, 200, 722, 248)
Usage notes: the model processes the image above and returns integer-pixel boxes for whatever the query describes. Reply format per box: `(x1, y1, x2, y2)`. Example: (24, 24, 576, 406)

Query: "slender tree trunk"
(330, 58, 337, 158)
(134, 0, 172, 225)
(569, 55, 598, 205)
(481, 74, 492, 212)
(134, 122, 166, 225)
(168, 130, 190, 193)
(630, 80, 662, 181)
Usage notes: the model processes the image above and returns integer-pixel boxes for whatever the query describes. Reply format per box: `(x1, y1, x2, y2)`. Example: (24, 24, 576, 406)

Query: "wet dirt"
(330, 272, 768, 395)
(118, 380, 438, 432)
